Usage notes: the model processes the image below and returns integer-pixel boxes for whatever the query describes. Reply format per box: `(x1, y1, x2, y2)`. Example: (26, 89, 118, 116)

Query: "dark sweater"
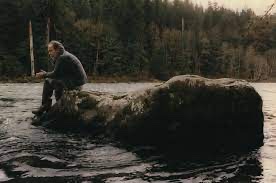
(45, 51, 87, 88)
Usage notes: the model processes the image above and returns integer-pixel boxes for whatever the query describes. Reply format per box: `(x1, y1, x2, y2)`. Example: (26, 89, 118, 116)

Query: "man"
(32, 40, 87, 116)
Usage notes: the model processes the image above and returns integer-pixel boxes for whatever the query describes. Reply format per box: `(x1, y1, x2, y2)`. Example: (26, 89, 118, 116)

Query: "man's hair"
(48, 40, 65, 52)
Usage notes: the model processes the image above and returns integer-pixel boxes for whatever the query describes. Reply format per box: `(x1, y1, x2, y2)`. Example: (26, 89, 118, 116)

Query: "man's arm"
(36, 57, 64, 79)
(44, 68, 56, 78)
(35, 70, 47, 78)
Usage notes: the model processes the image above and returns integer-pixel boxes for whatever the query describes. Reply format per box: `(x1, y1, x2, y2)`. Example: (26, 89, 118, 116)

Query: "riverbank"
(253, 77, 276, 83)
(0, 75, 161, 83)
(1, 75, 275, 83)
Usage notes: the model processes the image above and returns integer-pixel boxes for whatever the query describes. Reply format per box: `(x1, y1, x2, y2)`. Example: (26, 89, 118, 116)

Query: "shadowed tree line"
(1, 0, 276, 81)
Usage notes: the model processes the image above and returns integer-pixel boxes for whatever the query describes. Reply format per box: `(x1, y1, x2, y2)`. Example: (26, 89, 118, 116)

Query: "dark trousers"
(42, 78, 65, 106)
(42, 78, 83, 107)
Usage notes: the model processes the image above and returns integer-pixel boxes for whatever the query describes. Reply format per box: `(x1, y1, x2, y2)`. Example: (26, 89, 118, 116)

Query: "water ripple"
(0, 83, 275, 182)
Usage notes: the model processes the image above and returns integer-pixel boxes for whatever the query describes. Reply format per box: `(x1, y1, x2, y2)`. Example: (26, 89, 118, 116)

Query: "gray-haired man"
(33, 40, 87, 116)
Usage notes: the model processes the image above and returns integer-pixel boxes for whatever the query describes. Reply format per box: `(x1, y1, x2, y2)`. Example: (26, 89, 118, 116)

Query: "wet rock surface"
(33, 75, 264, 152)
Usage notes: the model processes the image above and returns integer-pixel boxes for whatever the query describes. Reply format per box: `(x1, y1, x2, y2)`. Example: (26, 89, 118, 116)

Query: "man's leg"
(41, 78, 54, 108)
(33, 78, 56, 115)
(52, 80, 65, 101)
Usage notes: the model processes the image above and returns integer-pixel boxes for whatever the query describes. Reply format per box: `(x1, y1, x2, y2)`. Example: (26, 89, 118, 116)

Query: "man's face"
(48, 44, 59, 60)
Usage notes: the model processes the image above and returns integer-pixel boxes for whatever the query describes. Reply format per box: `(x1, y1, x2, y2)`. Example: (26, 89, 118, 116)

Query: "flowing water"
(0, 82, 275, 183)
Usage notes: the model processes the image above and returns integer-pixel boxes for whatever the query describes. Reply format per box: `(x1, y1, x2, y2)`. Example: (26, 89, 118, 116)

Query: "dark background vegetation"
(1, 0, 276, 81)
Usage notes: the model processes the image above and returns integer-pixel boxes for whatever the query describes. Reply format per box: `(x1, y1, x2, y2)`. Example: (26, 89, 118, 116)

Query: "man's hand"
(35, 70, 46, 78)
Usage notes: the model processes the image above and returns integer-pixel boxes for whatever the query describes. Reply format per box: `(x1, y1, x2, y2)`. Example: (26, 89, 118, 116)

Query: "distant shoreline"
(1, 76, 275, 83)
(253, 78, 276, 83)
(0, 75, 161, 83)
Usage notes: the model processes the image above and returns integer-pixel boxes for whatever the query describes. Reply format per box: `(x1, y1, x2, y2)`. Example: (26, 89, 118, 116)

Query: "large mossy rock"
(33, 75, 264, 152)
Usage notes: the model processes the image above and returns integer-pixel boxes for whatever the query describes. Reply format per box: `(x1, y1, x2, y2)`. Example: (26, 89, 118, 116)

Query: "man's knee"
(54, 88, 64, 101)
(44, 78, 53, 86)
(43, 79, 54, 92)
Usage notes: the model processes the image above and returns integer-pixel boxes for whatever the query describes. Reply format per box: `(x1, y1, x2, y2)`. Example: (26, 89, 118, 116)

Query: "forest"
(1, 0, 276, 81)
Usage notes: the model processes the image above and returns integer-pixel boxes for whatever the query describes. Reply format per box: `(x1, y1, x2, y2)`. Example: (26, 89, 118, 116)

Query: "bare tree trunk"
(94, 39, 100, 75)
(46, 17, 51, 71)
(29, 20, 35, 77)
(46, 17, 50, 45)
(181, 17, 185, 50)
(93, 23, 103, 76)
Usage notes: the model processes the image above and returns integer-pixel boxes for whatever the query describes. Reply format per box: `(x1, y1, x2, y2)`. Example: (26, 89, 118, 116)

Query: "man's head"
(48, 40, 65, 60)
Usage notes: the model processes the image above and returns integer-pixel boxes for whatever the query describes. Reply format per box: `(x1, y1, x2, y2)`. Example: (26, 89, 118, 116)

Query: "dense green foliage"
(1, 0, 276, 80)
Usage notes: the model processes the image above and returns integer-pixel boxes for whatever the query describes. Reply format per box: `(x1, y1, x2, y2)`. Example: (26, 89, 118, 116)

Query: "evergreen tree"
(0, 0, 275, 80)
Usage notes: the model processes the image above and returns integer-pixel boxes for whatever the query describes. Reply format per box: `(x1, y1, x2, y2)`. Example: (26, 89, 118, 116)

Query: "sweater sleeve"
(44, 57, 63, 78)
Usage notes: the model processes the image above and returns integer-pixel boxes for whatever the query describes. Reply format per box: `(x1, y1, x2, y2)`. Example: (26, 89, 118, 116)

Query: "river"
(0, 82, 275, 182)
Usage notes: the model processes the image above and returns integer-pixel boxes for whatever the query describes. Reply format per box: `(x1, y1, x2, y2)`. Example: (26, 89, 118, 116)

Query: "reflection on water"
(0, 82, 275, 182)
(0, 169, 10, 182)
(252, 83, 276, 183)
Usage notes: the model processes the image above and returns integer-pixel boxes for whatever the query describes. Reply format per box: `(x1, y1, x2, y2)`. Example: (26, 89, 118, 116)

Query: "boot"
(32, 99, 52, 116)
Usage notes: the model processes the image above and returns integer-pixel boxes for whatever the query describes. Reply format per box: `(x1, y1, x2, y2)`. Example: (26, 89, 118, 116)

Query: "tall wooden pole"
(46, 0, 50, 45)
(182, 17, 185, 50)
(93, 0, 103, 76)
(46, 17, 50, 45)
(182, 17, 184, 35)
(46, 17, 51, 71)
(29, 20, 35, 77)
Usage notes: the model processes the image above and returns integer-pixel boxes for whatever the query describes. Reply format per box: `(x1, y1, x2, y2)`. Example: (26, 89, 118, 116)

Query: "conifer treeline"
(1, 0, 276, 80)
